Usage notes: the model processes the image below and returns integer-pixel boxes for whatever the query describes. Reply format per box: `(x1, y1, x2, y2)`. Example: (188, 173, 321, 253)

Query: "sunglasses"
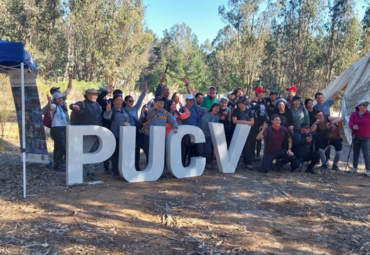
(360, 103, 368, 107)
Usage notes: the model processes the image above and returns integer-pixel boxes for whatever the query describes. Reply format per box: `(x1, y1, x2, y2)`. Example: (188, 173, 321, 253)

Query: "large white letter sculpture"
(119, 126, 165, 182)
(66, 125, 116, 185)
(209, 123, 251, 173)
(166, 125, 206, 178)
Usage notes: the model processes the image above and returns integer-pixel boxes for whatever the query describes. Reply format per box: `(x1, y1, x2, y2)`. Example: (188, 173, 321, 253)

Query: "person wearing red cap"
(250, 87, 268, 160)
(285, 86, 297, 108)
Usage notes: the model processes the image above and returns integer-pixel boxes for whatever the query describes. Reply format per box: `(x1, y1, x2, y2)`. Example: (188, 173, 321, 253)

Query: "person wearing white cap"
(42, 73, 73, 123)
(47, 93, 68, 171)
(348, 99, 370, 176)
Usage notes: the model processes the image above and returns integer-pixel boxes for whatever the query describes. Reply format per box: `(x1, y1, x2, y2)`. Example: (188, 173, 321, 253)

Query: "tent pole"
(21, 62, 26, 199)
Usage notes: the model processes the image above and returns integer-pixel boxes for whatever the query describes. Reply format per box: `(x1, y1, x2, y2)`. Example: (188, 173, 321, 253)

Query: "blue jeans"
(352, 137, 370, 170)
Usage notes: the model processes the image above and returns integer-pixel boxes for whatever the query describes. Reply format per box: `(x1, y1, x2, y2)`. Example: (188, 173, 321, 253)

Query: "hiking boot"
(112, 174, 121, 179)
(53, 163, 66, 172)
(332, 165, 340, 171)
(348, 168, 357, 173)
(104, 168, 111, 175)
(86, 173, 99, 181)
(245, 164, 253, 170)
(252, 155, 262, 162)
(320, 164, 328, 170)
(275, 160, 283, 171)
(306, 167, 316, 174)
(206, 163, 213, 169)
(366, 170, 370, 177)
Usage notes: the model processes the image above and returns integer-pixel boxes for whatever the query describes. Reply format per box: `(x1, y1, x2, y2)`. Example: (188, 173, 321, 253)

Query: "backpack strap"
(142, 111, 158, 134)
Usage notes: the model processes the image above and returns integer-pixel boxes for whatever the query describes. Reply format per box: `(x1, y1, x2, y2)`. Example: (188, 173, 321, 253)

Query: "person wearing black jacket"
(250, 87, 268, 160)
(265, 91, 278, 117)
(69, 88, 103, 181)
(96, 85, 123, 174)
(292, 122, 326, 174)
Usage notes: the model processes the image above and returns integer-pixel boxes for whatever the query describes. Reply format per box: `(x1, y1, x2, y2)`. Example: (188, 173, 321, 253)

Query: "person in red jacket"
(348, 99, 370, 176)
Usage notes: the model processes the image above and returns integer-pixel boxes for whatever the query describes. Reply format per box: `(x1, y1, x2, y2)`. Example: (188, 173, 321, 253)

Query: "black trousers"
(262, 149, 295, 172)
(50, 126, 66, 164)
(293, 151, 320, 170)
(111, 139, 120, 176)
(135, 131, 143, 169)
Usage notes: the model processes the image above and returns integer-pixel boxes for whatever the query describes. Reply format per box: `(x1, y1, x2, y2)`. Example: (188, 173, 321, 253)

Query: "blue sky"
(143, 0, 367, 44)
(142, 0, 228, 44)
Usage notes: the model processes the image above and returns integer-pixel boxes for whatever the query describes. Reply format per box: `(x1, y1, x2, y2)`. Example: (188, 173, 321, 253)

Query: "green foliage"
(53, 79, 100, 94)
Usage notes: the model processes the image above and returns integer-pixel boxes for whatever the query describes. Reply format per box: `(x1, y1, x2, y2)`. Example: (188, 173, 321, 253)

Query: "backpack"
(265, 126, 287, 151)
(43, 111, 55, 128)
(70, 101, 85, 125)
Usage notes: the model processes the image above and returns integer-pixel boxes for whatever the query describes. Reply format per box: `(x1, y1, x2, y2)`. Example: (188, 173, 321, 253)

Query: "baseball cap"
(227, 91, 234, 96)
(237, 96, 248, 104)
(50, 87, 60, 94)
(255, 87, 267, 93)
(357, 99, 369, 106)
(113, 89, 123, 95)
(52, 93, 63, 100)
(300, 122, 310, 128)
(286, 86, 297, 92)
(85, 88, 100, 94)
(208, 85, 216, 90)
(219, 97, 229, 102)
(269, 91, 277, 95)
(154, 96, 164, 101)
(185, 94, 194, 100)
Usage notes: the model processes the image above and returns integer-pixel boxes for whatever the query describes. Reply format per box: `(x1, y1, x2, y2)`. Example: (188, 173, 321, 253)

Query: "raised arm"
(134, 82, 147, 111)
(64, 73, 73, 96)
(183, 78, 192, 94)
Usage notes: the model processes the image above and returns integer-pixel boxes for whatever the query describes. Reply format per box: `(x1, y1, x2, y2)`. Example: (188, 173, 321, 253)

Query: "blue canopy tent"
(0, 40, 38, 198)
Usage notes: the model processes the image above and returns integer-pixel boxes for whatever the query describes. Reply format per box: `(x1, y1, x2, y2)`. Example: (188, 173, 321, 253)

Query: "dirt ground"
(1, 120, 370, 255)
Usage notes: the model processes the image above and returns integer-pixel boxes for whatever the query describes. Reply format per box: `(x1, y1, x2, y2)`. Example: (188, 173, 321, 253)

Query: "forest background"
(1, 0, 370, 98)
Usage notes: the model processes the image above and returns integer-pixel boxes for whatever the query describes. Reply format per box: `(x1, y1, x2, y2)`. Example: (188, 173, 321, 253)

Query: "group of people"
(43, 73, 370, 181)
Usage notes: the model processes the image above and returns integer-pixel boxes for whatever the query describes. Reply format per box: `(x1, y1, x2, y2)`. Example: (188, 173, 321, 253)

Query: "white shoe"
(366, 170, 370, 177)
(348, 168, 357, 173)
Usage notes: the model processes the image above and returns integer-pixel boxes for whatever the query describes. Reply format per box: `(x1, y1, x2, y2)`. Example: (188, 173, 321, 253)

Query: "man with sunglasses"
(291, 122, 323, 174)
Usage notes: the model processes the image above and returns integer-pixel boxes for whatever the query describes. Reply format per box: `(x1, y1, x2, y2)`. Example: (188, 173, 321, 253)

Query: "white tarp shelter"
(321, 52, 370, 144)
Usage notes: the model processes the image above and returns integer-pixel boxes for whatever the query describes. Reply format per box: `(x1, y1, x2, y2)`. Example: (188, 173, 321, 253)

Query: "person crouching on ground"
(257, 114, 295, 173)
(292, 122, 323, 174)
(348, 99, 370, 176)
(47, 93, 67, 171)
(310, 110, 342, 171)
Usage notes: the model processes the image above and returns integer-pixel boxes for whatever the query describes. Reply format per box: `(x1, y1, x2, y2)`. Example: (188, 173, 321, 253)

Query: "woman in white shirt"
(47, 93, 68, 171)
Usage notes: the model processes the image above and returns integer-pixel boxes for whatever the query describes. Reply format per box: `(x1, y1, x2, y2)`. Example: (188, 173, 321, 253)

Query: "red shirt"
(264, 126, 291, 153)
(349, 110, 370, 137)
